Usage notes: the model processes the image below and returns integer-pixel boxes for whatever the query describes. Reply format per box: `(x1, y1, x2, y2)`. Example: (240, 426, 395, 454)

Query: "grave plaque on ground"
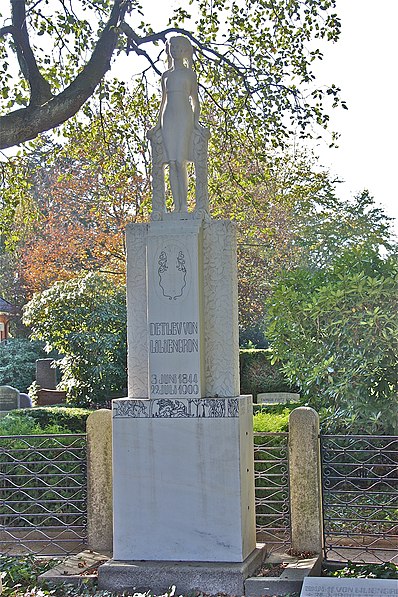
(301, 577, 398, 596)
(0, 385, 20, 415)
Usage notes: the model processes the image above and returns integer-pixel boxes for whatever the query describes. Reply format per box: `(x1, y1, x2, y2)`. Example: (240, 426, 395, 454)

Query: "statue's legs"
(169, 160, 188, 212)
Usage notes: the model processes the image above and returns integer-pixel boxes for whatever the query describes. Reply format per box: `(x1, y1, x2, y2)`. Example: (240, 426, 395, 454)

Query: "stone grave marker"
(19, 393, 32, 408)
(257, 392, 300, 404)
(301, 576, 398, 596)
(36, 358, 57, 389)
(0, 385, 20, 415)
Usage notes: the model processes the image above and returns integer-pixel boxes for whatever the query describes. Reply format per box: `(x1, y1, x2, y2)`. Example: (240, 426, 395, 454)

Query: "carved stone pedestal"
(99, 217, 259, 594)
(111, 395, 256, 563)
(126, 217, 240, 399)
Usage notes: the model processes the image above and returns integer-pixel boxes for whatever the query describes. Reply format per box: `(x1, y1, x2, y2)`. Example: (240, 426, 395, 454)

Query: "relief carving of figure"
(147, 36, 210, 218)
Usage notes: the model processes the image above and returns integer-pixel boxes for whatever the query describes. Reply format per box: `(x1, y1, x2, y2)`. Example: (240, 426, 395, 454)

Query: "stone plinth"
(99, 545, 266, 595)
(112, 395, 256, 563)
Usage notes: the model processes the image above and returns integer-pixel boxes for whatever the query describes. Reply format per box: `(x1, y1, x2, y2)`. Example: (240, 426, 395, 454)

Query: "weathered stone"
(19, 393, 32, 408)
(126, 219, 240, 399)
(0, 385, 20, 414)
(245, 554, 322, 597)
(36, 358, 57, 389)
(86, 410, 113, 554)
(289, 407, 323, 554)
(257, 392, 300, 404)
(36, 389, 66, 406)
(99, 545, 266, 595)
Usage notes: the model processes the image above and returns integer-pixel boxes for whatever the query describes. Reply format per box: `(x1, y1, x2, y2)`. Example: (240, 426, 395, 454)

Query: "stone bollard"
(87, 409, 113, 554)
(288, 407, 323, 554)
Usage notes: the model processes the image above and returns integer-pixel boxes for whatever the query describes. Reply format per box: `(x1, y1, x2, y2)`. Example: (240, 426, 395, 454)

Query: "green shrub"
(23, 272, 127, 406)
(0, 413, 70, 436)
(330, 562, 398, 579)
(253, 407, 291, 432)
(240, 348, 297, 400)
(6, 406, 92, 433)
(0, 555, 59, 597)
(0, 338, 51, 393)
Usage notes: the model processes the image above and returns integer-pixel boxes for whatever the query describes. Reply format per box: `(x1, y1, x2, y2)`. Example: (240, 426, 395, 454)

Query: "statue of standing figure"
(147, 36, 210, 219)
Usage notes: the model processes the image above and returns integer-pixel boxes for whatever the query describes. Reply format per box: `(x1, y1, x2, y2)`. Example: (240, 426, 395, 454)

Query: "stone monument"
(99, 36, 264, 595)
(0, 385, 20, 416)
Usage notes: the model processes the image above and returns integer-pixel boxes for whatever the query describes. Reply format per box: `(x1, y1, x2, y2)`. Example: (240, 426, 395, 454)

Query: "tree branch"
(0, 0, 129, 149)
(10, 0, 53, 106)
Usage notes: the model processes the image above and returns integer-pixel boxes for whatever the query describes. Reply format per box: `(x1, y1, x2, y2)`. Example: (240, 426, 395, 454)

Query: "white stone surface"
(112, 396, 256, 562)
(126, 218, 240, 399)
(301, 577, 398, 596)
(126, 223, 149, 398)
(203, 220, 240, 397)
(147, 36, 210, 218)
(147, 220, 203, 399)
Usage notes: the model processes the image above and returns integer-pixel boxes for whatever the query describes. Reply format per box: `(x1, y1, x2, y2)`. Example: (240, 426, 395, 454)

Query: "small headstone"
(19, 393, 32, 408)
(0, 385, 20, 415)
(257, 392, 300, 405)
(36, 358, 57, 389)
(301, 576, 398, 596)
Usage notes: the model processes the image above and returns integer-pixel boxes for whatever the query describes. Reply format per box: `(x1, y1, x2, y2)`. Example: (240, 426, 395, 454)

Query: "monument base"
(112, 395, 256, 562)
(98, 544, 266, 595)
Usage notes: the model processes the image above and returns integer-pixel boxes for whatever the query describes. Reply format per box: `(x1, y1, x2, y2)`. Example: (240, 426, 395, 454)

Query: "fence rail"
(1, 427, 397, 564)
(321, 434, 398, 564)
(0, 433, 87, 556)
(253, 431, 291, 548)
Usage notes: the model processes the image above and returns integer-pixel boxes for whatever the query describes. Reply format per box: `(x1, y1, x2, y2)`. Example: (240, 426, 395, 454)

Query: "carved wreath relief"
(155, 244, 190, 301)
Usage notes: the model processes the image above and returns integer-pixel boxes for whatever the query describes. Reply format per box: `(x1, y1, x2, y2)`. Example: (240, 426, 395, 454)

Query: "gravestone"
(19, 393, 32, 408)
(0, 385, 20, 415)
(36, 358, 57, 390)
(98, 35, 263, 596)
(257, 392, 300, 405)
(301, 576, 398, 596)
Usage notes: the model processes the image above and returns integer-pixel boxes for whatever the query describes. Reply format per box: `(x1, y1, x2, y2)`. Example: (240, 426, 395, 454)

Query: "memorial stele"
(99, 36, 264, 595)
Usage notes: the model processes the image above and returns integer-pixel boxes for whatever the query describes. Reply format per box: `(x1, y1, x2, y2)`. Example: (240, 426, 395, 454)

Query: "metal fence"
(253, 432, 291, 548)
(321, 434, 398, 564)
(0, 433, 87, 556)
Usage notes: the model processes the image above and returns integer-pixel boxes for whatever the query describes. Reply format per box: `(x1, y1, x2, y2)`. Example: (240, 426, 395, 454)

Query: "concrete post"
(288, 407, 323, 554)
(87, 409, 113, 554)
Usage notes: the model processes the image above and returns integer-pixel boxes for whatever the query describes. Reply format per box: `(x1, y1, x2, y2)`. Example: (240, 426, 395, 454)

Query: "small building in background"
(0, 297, 15, 342)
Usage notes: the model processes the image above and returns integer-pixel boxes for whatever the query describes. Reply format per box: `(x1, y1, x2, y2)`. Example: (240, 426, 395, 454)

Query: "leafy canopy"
(0, 0, 344, 148)
(265, 246, 398, 433)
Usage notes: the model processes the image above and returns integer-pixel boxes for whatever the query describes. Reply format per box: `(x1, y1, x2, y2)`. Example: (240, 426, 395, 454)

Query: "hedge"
(239, 348, 297, 400)
(6, 406, 92, 433)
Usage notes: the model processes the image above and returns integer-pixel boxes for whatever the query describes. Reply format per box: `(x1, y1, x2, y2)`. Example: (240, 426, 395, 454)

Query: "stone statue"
(147, 36, 210, 219)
